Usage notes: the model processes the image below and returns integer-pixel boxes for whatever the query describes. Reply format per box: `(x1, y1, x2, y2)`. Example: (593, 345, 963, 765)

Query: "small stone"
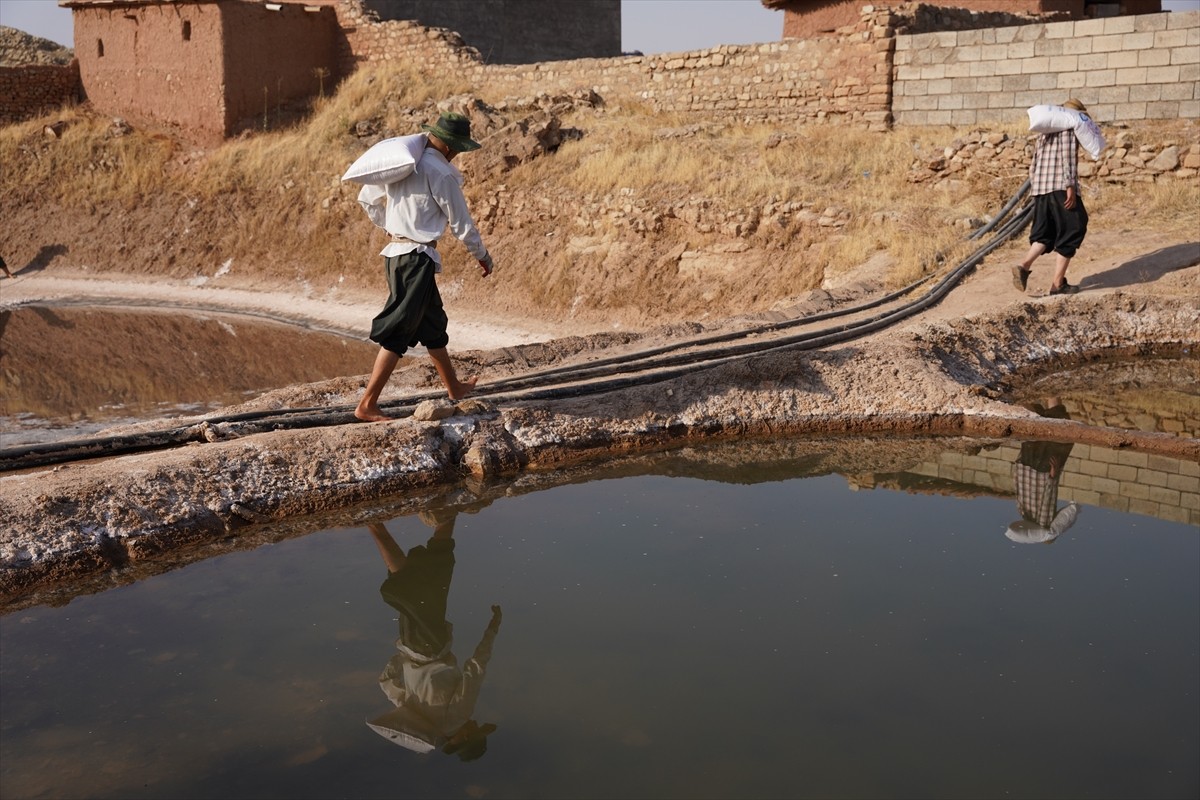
(412, 400, 455, 421)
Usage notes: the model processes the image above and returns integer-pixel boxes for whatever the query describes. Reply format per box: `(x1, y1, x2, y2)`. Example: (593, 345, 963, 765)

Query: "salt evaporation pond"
(2, 436, 1196, 800)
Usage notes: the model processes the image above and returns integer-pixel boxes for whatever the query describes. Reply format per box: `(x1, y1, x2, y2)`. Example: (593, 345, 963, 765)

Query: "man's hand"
(1064, 185, 1077, 210)
(479, 253, 495, 278)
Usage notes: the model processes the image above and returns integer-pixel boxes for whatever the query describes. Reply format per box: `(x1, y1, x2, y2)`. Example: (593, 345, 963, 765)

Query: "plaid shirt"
(1029, 129, 1079, 196)
(1013, 463, 1059, 528)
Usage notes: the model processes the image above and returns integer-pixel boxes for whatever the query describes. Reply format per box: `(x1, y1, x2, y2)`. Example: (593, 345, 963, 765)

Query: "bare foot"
(447, 375, 478, 401)
(354, 404, 392, 422)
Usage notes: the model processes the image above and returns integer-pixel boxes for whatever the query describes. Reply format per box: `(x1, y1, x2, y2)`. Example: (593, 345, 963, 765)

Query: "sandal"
(1011, 265, 1031, 291)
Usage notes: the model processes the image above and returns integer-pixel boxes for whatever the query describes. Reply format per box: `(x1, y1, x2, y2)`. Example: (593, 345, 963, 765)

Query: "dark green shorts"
(369, 251, 450, 356)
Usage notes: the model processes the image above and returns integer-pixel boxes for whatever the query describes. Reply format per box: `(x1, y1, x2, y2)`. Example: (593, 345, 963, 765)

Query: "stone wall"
(772, 0, 1077, 40)
(362, 0, 621, 64)
(0, 61, 80, 125)
(893, 10, 1200, 127)
(16, 1, 1200, 150)
(336, 2, 1197, 137)
(908, 124, 1200, 185)
(860, 442, 1200, 527)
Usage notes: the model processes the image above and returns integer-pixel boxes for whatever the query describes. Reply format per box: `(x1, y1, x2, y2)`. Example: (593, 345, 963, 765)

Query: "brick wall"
(858, 443, 1200, 527)
(0, 61, 80, 125)
(893, 10, 1200, 126)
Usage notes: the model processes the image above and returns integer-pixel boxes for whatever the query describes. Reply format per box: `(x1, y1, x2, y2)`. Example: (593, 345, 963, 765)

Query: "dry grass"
(2, 63, 1194, 326)
(0, 109, 177, 206)
(532, 117, 1006, 287)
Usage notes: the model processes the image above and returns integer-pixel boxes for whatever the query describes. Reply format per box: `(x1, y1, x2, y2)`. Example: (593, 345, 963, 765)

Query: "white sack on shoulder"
(1073, 114, 1105, 160)
(1027, 104, 1106, 161)
(342, 133, 427, 185)
(1027, 104, 1078, 133)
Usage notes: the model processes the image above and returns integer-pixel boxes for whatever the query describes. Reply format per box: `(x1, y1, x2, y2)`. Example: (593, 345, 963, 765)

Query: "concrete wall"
(0, 61, 80, 125)
(893, 10, 1200, 126)
(363, 0, 620, 64)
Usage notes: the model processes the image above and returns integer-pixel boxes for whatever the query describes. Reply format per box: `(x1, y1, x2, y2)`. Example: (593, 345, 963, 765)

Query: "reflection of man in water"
(1008, 398, 1080, 544)
(366, 508, 502, 761)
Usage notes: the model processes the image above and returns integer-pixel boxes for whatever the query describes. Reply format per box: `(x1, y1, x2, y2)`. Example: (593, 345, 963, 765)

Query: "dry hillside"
(1, 54, 1196, 334)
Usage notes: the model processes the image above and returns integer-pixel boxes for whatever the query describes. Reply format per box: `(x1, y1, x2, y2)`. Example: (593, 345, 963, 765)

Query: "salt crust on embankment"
(1, 291, 1197, 603)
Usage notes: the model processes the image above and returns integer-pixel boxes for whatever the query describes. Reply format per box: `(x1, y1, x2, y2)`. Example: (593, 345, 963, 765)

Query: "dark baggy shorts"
(1029, 190, 1088, 258)
(380, 537, 456, 658)
(369, 250, 450, 356)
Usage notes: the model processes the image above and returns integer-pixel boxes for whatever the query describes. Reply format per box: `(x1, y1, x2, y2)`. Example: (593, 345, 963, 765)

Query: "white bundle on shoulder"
(1027, 104, 1106, 160)
(341, 133, 428, 185)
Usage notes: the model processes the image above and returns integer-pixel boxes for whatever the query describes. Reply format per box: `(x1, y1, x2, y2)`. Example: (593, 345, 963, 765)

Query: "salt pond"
(2, 438, 1196, 800)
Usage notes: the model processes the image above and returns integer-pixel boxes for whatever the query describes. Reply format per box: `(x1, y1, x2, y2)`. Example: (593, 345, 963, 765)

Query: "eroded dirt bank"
(2, 288, 1196, 607)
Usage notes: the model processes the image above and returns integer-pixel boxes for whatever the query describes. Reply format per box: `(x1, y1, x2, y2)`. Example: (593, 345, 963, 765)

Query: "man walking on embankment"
(1013, 98, 1090, 296)
(353, 111, 496, 422)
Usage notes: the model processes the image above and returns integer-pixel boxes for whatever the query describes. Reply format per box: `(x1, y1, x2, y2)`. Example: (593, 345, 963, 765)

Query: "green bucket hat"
(422, 112, 481, 152)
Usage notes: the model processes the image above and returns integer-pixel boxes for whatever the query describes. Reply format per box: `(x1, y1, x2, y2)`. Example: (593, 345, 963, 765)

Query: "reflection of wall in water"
(849, 443, 1199, 527)
(1059, 394, 1199, 439)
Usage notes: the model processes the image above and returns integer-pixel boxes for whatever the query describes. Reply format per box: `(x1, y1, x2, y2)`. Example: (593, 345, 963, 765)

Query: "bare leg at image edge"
(355, 346, 478, 422)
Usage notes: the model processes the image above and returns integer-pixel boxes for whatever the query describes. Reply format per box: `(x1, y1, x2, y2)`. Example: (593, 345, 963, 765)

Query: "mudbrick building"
(62, 0, 344, 142)
(54, 0, 619, 142)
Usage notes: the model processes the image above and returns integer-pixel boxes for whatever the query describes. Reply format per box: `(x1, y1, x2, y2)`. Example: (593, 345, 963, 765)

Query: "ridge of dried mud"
(1, 252, 1197, 610)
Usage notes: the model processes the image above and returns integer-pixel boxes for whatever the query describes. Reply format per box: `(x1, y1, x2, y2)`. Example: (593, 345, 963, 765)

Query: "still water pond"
(0, 306, 379, 447)
(2, 439, 1197, 800)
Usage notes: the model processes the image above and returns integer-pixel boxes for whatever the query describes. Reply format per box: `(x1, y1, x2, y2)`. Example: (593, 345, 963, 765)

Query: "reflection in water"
(1007, 399, 1079, 545)
(1009, 354, 1199, 437)
(0, 437, 1196, 799)
(366, 506, 501, 761)
(0, 306, 379, 445)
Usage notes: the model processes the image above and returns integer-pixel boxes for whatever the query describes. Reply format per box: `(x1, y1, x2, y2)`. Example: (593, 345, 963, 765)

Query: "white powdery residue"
(189, 275, 209, 287)
(440, 418, 483, 446)
(503, 421, 564, 448)
(349, 457, 393, 482)
(218, 321, 237, 337)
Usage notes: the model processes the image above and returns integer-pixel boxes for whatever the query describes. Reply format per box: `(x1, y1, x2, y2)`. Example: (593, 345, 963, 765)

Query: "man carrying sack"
(353, 111, 496, 422)
(1013, 98, 1091, 297)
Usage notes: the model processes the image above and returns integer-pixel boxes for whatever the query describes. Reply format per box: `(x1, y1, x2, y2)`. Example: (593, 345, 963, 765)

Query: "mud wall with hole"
(71, 2, 226, 143)
(857, 444, 1200, 526)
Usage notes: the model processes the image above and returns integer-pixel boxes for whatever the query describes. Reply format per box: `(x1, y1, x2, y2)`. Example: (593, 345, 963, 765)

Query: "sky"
(0, 0, 1197, 53)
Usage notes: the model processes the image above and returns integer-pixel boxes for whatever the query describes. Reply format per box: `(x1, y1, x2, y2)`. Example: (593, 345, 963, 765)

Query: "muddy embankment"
(1, 290, 1197, 609)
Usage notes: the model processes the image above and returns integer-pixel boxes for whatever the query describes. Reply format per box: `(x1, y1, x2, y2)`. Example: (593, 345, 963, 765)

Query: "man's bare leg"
(355, 347, 402, 422)
(428, 347, 478, 400)
(1050, 253, 1072, 290)
(1018, 241, 1046, 272)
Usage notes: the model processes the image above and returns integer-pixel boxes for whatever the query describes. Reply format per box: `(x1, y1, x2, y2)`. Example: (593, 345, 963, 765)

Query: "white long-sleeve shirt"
(357, 144, 488, 271)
